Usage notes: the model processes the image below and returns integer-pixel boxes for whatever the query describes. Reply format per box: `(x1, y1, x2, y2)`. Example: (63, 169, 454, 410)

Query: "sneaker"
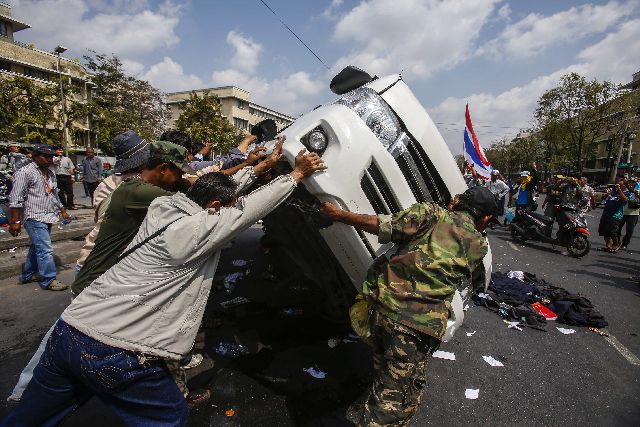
(181, 353, 204, 370)
(44, 280, 68, 291)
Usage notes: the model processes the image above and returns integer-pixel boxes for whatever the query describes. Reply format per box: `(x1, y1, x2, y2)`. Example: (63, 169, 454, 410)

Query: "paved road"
(0, 207, 638, 426)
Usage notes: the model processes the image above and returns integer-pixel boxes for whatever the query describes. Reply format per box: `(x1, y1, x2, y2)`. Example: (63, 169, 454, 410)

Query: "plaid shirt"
(9, 162, 63, 223)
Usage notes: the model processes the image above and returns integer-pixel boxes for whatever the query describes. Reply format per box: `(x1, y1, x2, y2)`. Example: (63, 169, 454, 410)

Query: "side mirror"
(330, 66, 373, 95)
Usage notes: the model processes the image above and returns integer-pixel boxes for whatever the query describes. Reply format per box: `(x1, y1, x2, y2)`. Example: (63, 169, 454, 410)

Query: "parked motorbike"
(510, 203, 590, 257)
(0, 172, 10, 225)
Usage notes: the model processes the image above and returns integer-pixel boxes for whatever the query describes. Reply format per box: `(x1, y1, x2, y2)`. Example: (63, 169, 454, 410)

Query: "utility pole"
(54, 45, 68, 156)
(610, 122, 630, 183)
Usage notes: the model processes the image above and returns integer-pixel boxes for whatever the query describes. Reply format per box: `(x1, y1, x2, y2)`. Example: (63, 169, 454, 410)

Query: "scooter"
(510, 203, 590, 257)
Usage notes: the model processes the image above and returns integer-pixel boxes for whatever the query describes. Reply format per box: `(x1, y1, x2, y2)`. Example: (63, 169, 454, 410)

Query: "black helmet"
(456, 186, 497, 219)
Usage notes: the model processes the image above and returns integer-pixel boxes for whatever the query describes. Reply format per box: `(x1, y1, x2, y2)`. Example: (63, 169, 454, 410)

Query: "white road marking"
(603, 330, 640, 366)
(507, 242, 520, 252)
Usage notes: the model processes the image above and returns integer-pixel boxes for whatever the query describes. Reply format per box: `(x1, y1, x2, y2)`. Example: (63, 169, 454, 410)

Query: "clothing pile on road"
(474, 271, 608, 331)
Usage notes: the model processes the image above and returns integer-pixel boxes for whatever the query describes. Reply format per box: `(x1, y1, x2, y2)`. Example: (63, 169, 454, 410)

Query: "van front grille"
(361, 162, 400, 215)
(395, 137, 446, 203)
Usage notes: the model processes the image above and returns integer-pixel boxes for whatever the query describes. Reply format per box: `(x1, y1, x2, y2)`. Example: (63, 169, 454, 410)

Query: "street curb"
(0, 224, 94, 251)
(0, 240, 84, 281)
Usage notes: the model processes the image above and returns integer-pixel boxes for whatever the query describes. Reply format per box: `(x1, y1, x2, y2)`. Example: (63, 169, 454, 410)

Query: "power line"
(257, 0, 330, 70)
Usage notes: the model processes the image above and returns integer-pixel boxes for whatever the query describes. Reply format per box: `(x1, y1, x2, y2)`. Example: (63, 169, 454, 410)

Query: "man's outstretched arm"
(319, 202, 379, 235)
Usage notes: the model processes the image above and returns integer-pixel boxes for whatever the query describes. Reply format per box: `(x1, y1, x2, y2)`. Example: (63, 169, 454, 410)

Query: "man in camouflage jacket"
(320, 186, 496, 426)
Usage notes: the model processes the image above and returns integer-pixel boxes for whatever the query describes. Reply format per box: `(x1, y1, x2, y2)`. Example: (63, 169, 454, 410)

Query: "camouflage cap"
(150, 140, 189, 172)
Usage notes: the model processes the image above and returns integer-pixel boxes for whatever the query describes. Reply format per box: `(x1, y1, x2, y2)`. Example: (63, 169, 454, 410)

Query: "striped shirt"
(9, 162, 63, 223)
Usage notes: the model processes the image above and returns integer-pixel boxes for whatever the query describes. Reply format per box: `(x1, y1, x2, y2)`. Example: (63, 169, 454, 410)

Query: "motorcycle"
(510, 203, 591, 257)
(0, 171, 9, 225)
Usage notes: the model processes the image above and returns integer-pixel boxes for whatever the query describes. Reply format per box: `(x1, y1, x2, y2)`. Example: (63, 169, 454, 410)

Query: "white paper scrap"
(463, 304, 469, 312)
(303, 367, 327, 379)
(482, 355, 504, 367)
(477, 293, 492, 300)
(466, 331, 476, 337)
(232, 259, 248, 267)
(556, 327, 576, 335)
(432, 350, 456, 361)
(327, 338, 340, 348)
(465, 389, 479, 400)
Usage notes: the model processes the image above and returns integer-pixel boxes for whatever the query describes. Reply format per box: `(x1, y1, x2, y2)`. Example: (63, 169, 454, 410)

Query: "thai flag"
(463, 104, 492, 179)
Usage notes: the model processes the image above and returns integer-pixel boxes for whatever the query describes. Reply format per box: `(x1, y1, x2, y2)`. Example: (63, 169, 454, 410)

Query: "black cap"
(459, 186, 497, 219)
(251, 119, 277, 143)
(32, 144, 55, 157)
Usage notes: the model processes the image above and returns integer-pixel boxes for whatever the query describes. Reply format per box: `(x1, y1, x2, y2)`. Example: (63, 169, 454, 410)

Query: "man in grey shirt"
(80, 147, 103, 203)
(54, 147, 75, 210)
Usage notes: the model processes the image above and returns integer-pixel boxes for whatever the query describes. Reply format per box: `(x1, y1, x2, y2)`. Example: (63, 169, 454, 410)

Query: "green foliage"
(82, 52, 168, 153)
(0, 75, 78, 145)
(535, 72, 621, 173)
(175, 91, 244, 155)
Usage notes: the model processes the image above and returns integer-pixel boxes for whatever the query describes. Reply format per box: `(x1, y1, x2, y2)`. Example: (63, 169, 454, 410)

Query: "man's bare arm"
(319, 202, 379, 235)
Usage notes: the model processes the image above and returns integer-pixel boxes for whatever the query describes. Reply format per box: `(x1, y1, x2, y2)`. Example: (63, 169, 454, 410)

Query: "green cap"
(150, 140, 189, 172)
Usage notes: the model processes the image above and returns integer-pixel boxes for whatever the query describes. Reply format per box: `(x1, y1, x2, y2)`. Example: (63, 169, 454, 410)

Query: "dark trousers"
(619, 215, 638, 248)
(85, 181, 99, 203)
(56, 175, 74, 208)
(1, 320, 187, 427)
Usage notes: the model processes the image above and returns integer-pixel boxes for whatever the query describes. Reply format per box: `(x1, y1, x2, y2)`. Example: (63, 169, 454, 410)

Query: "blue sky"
(8, 0, 640, 153)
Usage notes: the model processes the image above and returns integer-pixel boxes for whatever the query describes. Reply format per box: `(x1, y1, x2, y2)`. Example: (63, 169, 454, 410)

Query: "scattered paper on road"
(466, 331, 476, 337)
(464, 304, 469, 312)
(220, 296, 250, 309)
(504, 320, 523, 331)
(303, 367, 327, 379)
(465, 389, 479, 400)
(432, 350, 456, 361)
(232, 259, 248, 267)
(477, 293, 492, 300)
(482, 355, 504, 367)
(327, 338, 340, 348)
(556, 327, 576, 335)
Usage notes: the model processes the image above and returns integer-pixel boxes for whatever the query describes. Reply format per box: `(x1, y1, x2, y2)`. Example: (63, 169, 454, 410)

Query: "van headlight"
(336, 87, 400, 148)
(302, 126, 328, 153)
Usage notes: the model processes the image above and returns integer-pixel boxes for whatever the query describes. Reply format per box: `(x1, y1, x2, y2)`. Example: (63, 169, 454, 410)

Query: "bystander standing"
(8, 144, 69, 291)
(80, 147, 103, 203)
(53, 148, 75, 210)
(618, 179, 639, 250)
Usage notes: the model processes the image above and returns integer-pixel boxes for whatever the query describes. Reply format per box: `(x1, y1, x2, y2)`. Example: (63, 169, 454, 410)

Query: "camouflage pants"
(362, 312, 440, 427)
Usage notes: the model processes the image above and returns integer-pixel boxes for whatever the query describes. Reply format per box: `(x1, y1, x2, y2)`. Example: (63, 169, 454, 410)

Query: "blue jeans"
(21, 219, 56, 288)
(1, 320, 187, 427)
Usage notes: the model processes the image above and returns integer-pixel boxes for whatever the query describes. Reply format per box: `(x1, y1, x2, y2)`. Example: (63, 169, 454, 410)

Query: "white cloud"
(331, 0, 501, 78)
(322, 0, 344, 19)
(121, 58, 145, 76)
(497, 4, 511, 20)
(210, 31, 324, 115)
(430, 17, 640, 154)
(10, 0, 180, 57)
(140, 57, 203, 92)
(227, 30, 262, 74)
(480, 1, 635, 58)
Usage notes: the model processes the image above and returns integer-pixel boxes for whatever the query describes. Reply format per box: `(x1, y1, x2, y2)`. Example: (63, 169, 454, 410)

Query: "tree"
(0, 75, 79, 145)
(175, 91, 244, 155)
(535, 73, 621, 174)
(82, 52, 168, 153)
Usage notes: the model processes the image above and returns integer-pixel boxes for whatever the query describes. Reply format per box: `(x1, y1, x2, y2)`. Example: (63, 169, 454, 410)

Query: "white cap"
(520, 171, 530, 177)
(491, 169, 500, 175)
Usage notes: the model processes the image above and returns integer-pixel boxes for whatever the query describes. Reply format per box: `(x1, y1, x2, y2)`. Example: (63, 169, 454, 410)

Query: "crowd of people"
(0, 119, 507, 427)
(464, 161, 639, 254)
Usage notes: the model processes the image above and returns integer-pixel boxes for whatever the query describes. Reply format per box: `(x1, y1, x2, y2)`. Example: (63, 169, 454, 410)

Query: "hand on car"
(290, 149, 327, 182)
(246, 147, 267, 166)
(253, 137, 285, 175)
(319, 201, 341, 220)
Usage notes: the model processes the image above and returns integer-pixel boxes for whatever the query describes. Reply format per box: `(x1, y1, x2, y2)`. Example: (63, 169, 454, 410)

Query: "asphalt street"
(0, 201, 638, 426)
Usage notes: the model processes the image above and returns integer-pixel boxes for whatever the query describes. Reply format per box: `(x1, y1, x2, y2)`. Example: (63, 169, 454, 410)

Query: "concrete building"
(166, 86, 295, 134)
(583, 71, 639, 181)
(0, 1, 93, 147)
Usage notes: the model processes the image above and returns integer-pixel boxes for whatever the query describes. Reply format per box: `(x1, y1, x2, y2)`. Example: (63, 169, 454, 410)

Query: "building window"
(0, 21, 7, 37)
(233, 117, 249, 130)
(0, 60, 10, 72)
(23, 67, 49, 81)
